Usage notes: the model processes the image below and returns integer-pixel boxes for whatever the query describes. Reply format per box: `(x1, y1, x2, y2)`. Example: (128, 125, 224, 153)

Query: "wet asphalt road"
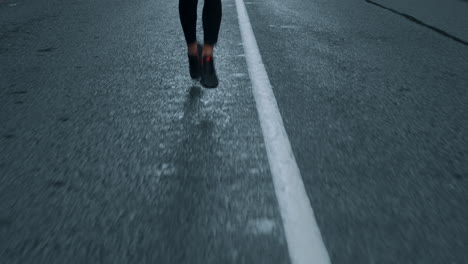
(0, 0, 467, 263)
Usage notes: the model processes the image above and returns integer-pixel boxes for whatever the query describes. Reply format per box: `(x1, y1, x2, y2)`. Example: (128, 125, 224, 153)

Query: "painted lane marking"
(234, 0, 331, 263)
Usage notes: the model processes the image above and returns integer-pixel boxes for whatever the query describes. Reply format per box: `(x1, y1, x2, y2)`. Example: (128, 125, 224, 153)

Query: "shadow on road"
(156, 85, 226, 262)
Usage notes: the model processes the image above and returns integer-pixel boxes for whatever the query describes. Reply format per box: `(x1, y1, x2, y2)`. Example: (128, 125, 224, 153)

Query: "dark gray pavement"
(247, 0, 468, 263)
(374, 0, 468, 41)
(1, 0, 467, 263)
(0, 0, 288, 263)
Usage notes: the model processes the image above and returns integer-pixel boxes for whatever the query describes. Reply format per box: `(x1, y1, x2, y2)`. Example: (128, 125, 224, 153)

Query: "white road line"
(233, 0, 331, 263)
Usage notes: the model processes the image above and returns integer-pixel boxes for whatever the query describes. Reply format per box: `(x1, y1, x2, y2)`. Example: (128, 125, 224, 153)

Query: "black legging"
(179, 0, 222, 45)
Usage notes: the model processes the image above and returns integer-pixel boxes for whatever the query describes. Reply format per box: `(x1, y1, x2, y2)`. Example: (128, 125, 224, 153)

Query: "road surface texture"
(0, 0, 467, 263)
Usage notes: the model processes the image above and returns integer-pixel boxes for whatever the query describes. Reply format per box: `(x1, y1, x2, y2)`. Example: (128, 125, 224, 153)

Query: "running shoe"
(200, 55, 219, 88)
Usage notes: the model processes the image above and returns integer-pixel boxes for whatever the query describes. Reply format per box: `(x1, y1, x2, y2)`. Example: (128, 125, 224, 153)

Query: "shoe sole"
(200, 80, 219, 89)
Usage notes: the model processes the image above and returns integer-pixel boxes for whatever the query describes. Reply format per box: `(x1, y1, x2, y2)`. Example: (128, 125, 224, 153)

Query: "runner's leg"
(200, 0, 222, 89)
(179, 0, 198, 54)
(202, 0, 222, 48)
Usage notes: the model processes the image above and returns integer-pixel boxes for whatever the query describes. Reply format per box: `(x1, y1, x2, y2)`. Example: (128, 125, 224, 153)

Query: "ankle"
(202, 44, 214, 57)
(188, 42, 198, 56)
